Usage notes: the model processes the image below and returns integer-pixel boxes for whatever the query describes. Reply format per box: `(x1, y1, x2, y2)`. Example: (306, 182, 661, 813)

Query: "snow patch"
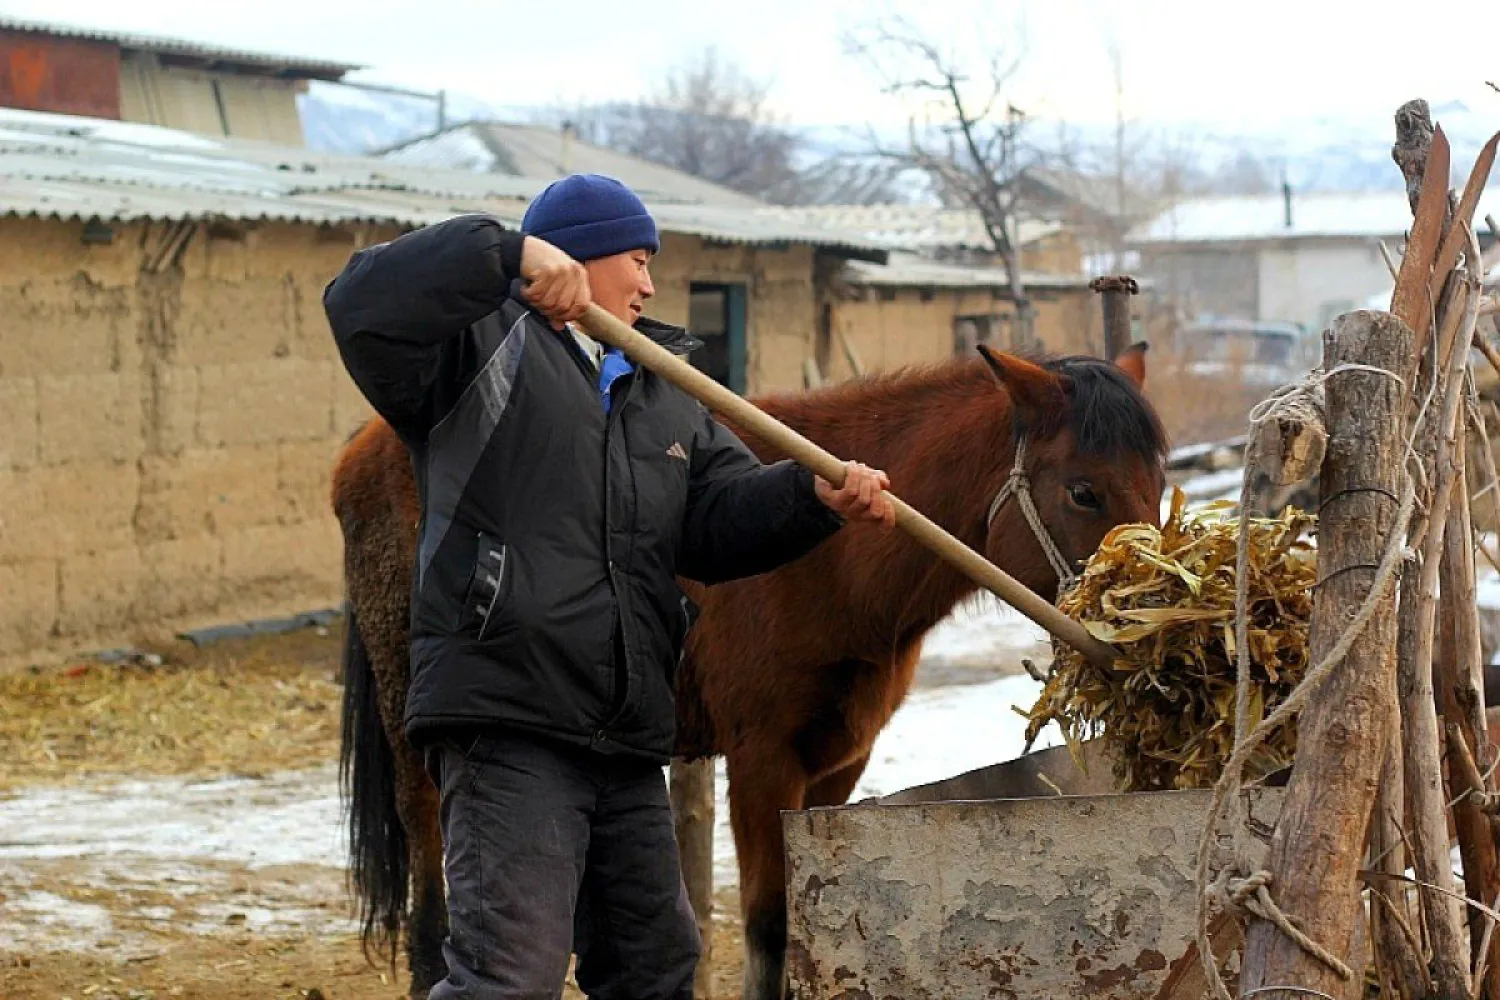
(917, 594, 1049, 667)
(0, 674, 1059, 895)
(0, 767, 344, 869)
(710, 673, 1057, 884)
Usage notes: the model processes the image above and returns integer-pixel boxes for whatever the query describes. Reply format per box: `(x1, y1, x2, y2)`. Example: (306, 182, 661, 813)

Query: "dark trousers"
(424, 731, 701, 1000)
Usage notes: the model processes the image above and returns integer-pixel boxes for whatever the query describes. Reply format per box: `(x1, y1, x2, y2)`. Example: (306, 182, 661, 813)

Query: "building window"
(688, 283, 748, 393)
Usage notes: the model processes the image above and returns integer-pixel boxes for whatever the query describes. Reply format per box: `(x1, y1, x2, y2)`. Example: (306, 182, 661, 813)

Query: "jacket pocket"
(459, 534, 510, 641)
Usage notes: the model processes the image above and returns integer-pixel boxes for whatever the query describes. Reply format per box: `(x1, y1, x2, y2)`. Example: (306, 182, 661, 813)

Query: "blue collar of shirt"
(599, 348, 634, 414)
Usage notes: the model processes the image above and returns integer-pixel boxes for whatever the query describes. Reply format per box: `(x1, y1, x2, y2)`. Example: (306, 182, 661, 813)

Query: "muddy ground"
(0, 620, 1028, 1000)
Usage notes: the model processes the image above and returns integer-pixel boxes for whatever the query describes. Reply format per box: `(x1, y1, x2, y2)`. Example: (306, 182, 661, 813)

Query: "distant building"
(1127, 188, 1500, 336)
(0, 16, 356, 145)
(1012, 166, 1160, 274)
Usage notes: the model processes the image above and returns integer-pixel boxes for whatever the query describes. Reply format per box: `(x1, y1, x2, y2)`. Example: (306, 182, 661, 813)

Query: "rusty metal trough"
(782, 741, 1286, 1000)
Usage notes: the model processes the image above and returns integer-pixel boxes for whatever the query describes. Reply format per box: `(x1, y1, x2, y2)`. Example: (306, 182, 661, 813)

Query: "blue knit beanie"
(521, 173, 660, 262)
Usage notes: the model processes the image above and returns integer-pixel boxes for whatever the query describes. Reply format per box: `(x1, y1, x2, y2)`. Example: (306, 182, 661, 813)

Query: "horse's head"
(976, 341, 1167, 600)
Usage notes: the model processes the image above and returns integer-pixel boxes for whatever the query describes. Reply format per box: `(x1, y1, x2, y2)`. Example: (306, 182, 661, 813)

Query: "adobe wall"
(647, 233, 817, 394)
(826, 286, 1104, 381)
(0, 218, 823, 665)
(0, 216, 392, 665)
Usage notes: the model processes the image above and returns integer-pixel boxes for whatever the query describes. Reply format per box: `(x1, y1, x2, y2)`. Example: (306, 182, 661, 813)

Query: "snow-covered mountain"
(794, 101, 1497, 196)
(1136, 99, 1495, 193)
(298, 80, 1495, 198)
(296, 81, 523, 155)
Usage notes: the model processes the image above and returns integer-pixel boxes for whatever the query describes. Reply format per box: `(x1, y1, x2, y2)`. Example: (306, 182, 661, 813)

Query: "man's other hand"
(815, 461, 896, 528)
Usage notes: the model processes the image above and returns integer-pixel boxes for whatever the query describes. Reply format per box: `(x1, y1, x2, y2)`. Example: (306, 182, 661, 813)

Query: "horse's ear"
(1112, 340, 1148, 388)
(976, 343, 1070, 420)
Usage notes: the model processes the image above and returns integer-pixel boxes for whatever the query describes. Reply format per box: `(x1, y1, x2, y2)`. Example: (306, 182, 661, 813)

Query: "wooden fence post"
(671, 757, 716, 999)
(1239, 310, 1414, 998)
(1089, 274, 1140, 359)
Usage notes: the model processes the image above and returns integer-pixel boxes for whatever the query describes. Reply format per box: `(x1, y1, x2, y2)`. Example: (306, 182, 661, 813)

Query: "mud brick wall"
(647, 233, 818, 395)
(0, 217, 825, 665)
(0, 216, 398, 664)
(825, 286, 1103, 381)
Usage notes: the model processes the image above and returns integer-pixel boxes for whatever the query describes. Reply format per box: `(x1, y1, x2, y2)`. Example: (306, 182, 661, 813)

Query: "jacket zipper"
(596, 364, 647, 745)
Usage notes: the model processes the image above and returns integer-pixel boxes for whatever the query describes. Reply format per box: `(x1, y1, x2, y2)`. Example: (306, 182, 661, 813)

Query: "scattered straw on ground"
(1024, 487, 1317, 791)
(0, 627, 345, 793)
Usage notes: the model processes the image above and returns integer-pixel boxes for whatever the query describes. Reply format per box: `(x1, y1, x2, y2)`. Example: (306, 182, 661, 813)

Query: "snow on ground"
(0, 676, 1060, 895)
(0, 768, 355, 951)
(914, 594, 1050, 669)
(1176, 467, 1247, 505)
(708, 672, 1059, 883)
(0, 768, 344, 869)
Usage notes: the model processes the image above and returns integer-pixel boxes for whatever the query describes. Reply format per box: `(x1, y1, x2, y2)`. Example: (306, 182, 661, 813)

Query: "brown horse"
(332, 342, 1168, 999)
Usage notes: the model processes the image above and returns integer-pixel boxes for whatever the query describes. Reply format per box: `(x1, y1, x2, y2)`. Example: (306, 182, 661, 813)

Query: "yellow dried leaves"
(1024, 487, 1317, 792)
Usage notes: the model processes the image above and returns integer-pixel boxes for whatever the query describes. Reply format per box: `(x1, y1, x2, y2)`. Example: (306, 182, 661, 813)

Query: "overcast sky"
(8, 0, 1498, 131)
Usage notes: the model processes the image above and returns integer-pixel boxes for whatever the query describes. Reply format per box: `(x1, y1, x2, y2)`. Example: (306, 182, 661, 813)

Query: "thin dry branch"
(1372, 732, 1430, 1000)
(841, 13, 1036, 346)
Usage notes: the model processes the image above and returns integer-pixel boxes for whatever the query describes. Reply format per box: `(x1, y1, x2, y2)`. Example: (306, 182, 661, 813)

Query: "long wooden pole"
(576, 303, 1119, 668)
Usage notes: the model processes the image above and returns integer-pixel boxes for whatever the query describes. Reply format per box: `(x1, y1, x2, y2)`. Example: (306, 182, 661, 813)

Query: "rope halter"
(985, 433, 1080, 591)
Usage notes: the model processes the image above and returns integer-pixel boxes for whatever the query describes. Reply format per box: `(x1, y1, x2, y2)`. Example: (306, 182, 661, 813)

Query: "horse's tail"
(338, 606, 408, 968)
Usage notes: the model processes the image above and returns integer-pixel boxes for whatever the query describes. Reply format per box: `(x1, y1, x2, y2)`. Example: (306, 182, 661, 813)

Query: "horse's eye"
(1067, 484, 1101, 511)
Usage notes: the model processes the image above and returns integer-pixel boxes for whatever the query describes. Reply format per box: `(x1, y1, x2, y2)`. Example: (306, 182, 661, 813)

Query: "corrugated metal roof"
(758, 204, 1062, 252)
(381, 122, 764, 209)
(841, 253, 1093, 291)
(0, 108, 889, 260)
(1129, 191, 1500, 245)
(0, 15, 360, 78)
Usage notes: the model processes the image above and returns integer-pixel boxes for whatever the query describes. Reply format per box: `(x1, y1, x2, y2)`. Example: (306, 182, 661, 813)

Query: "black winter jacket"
(325, 214, 845, 761)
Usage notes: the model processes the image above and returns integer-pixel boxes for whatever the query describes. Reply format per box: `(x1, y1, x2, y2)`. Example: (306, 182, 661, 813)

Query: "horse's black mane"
(1032, 353, 1169, 462)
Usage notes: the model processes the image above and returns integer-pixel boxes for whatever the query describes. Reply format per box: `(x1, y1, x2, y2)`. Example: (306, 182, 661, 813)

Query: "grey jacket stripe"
(418, 315, 529, 590)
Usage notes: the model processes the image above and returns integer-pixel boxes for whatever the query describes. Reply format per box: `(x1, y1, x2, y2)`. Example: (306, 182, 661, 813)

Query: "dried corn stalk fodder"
(1024, 487, 1317, 792)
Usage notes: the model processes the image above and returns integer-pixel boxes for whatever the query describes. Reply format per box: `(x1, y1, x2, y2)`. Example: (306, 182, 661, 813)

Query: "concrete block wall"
(0, 216, 391, 664)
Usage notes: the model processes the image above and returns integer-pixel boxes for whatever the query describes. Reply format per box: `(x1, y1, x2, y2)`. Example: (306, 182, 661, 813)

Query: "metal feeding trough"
(782, 740, 1286, 1000)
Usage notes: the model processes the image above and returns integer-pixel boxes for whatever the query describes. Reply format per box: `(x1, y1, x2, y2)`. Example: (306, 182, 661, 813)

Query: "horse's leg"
(729, 747, 807, 1000)
(803, 752, 872, 809)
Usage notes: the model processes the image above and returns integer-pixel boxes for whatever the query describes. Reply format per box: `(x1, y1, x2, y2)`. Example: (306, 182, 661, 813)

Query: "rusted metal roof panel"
(0, 16, 360, 78)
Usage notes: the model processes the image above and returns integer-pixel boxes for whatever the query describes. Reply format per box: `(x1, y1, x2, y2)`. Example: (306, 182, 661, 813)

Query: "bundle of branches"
(1023, 488, 1316, 791)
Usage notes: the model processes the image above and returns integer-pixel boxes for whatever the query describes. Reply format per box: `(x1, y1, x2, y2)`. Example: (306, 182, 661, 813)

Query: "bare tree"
(534, 48, 923, 206)
(842, 15, 1041, 348)
(1212, 149, 1277, 195)
(543, 48, 804, 200)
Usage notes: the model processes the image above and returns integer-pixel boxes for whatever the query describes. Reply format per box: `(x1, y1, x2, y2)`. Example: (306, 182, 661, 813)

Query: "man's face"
(584, 248, 655, 326)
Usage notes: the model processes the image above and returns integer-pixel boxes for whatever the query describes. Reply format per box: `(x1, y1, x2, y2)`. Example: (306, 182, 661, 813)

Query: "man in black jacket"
(325, 173, 893, 1000)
